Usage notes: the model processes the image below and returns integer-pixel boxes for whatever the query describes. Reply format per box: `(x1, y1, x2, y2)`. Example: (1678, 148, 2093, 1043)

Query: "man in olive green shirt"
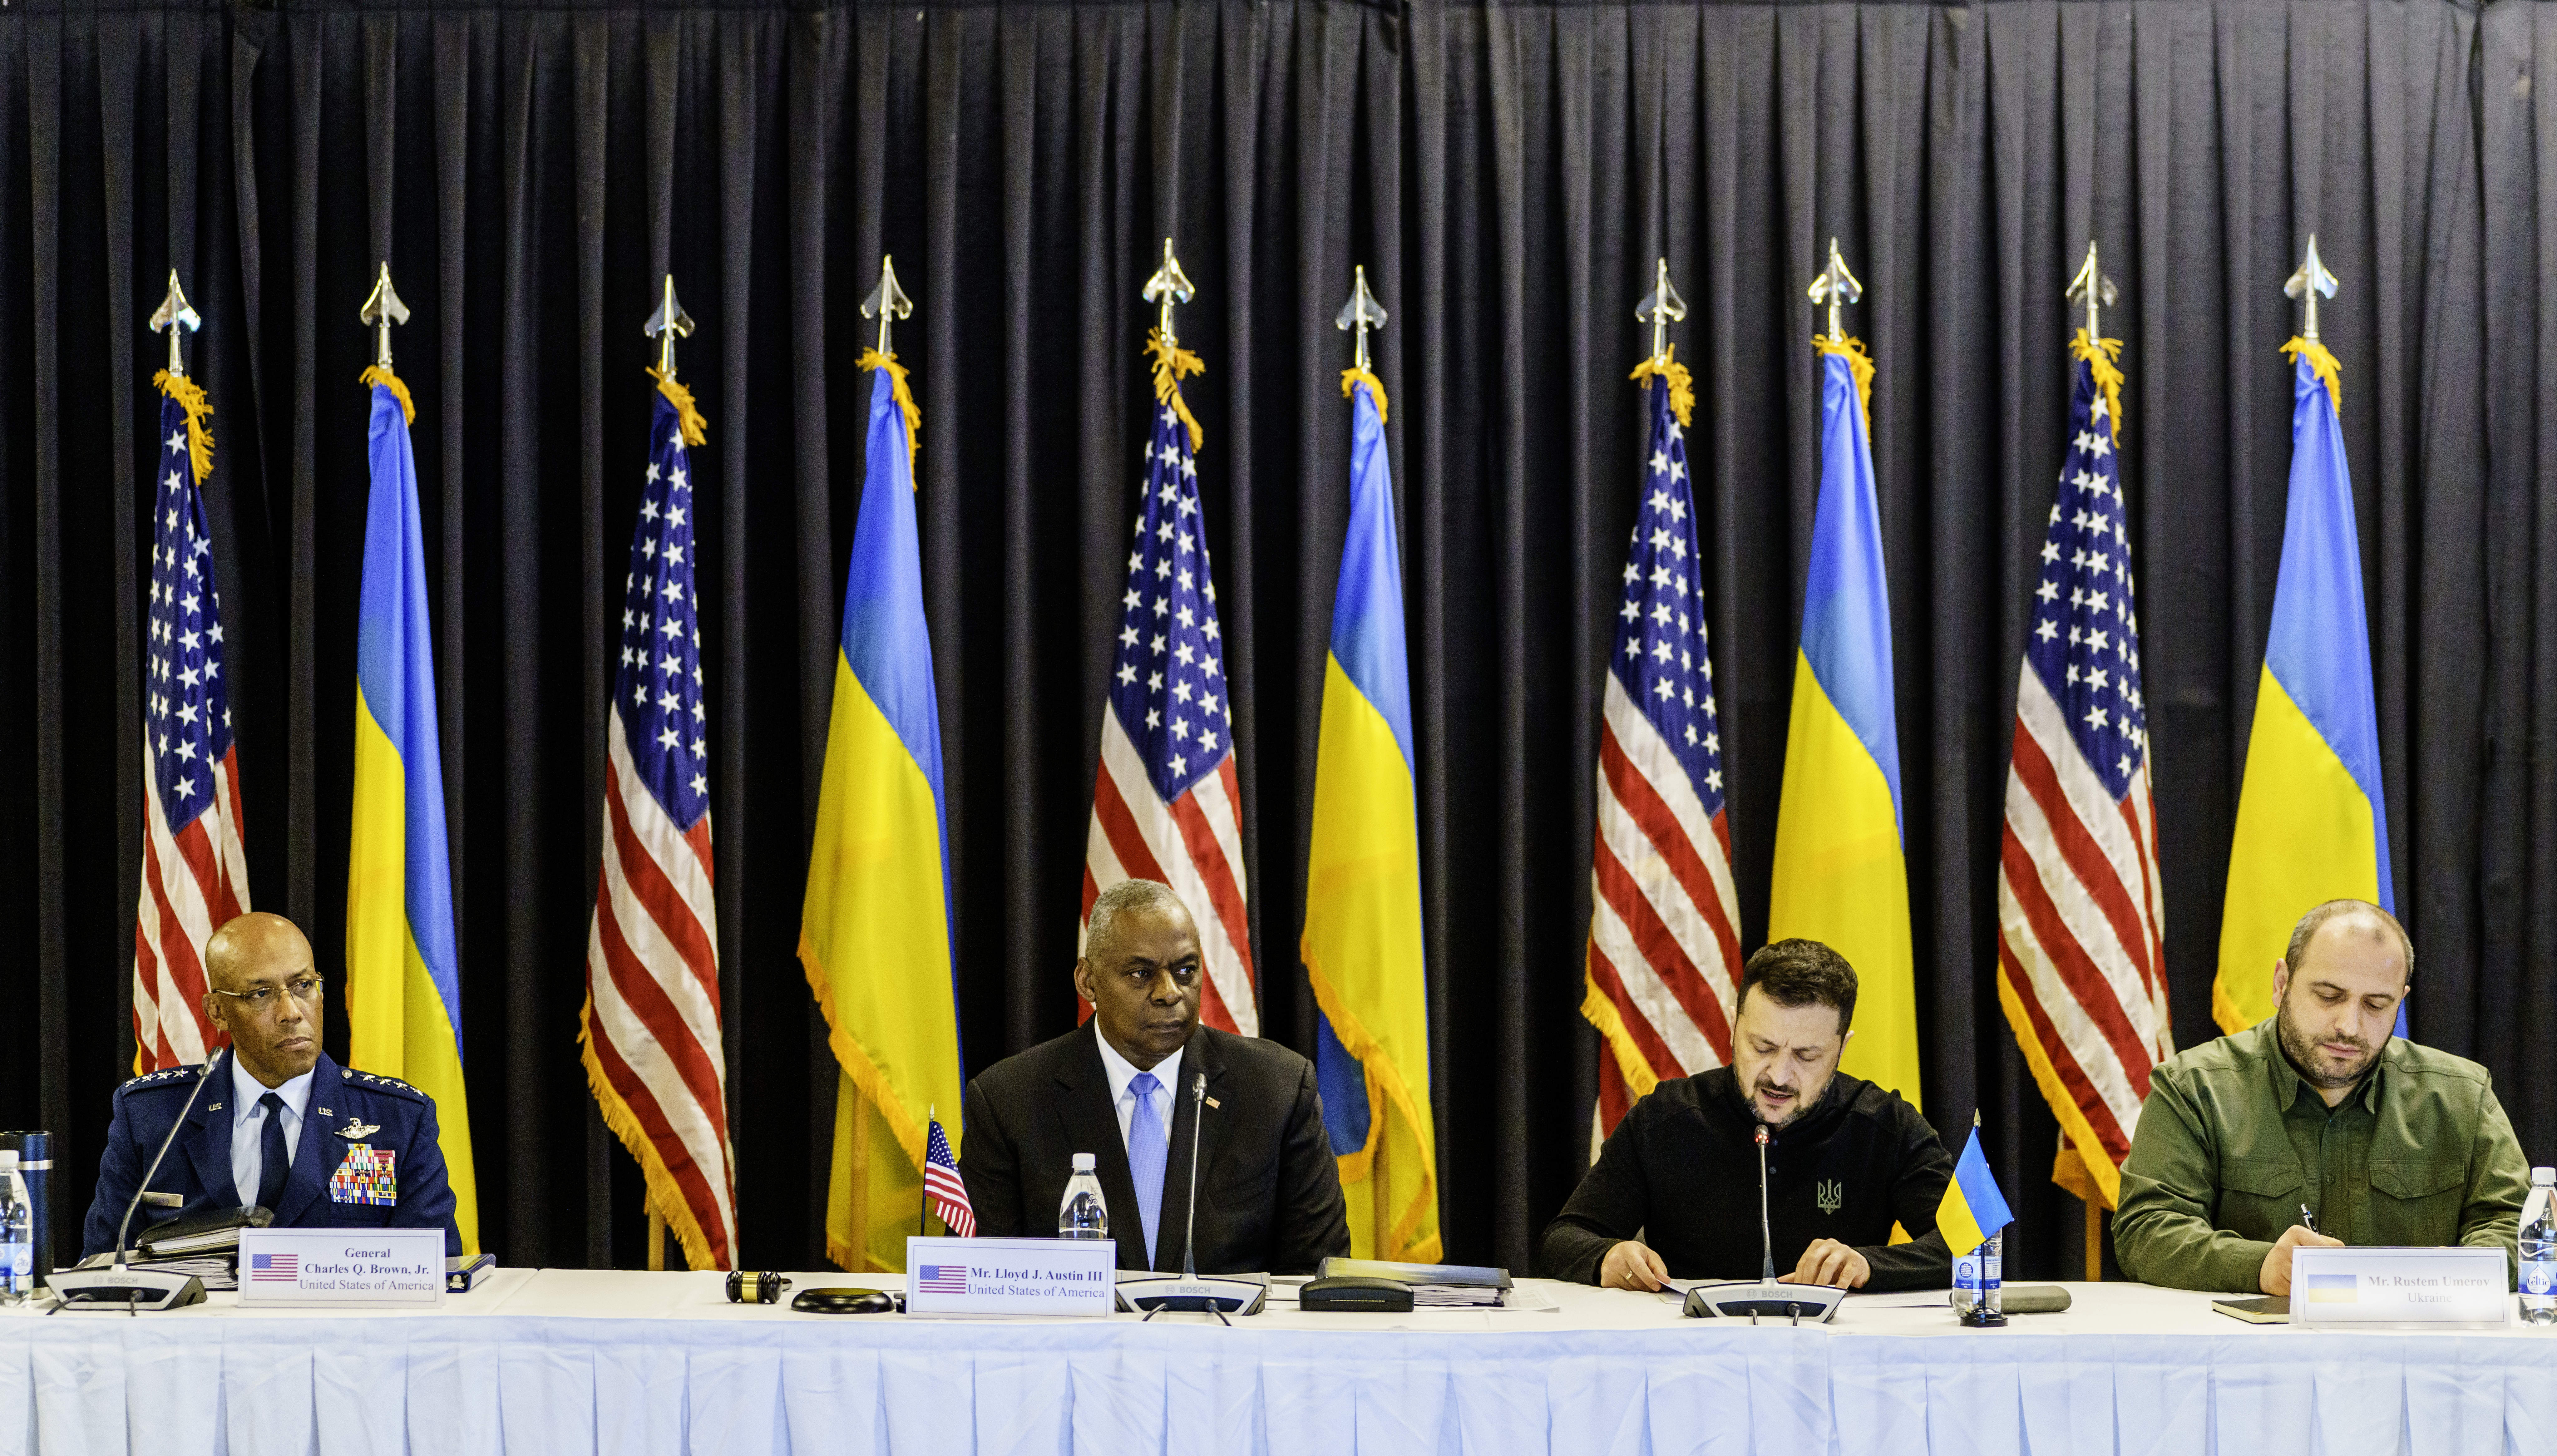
(2116, 899, 2530, 1296)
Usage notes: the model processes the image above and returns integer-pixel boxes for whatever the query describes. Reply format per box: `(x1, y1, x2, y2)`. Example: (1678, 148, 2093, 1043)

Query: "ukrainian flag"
(2215, 342, 2395, 1034)
(801, 350, 963, 1272)
(1304, 367, 1440, 1263)
(1935, 1116, 2014, 1255)
(1768, 338, 1921, 1103)
(345, 365, 478, 1254)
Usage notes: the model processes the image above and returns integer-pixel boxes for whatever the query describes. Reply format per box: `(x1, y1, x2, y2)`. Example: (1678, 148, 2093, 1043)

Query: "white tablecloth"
(7, 1272, 2557, 1456)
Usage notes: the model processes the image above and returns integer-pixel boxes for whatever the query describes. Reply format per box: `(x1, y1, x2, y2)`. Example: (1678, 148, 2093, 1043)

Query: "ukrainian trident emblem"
(1815, 1179, 1844, 1215)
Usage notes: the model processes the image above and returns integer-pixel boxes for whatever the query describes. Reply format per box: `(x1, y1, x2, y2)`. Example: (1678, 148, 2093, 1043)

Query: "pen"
(2298, 1202, 2320, 1235)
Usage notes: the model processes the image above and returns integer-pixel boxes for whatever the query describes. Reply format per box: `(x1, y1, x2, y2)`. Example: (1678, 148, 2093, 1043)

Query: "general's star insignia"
(335, 1118, 381, 1141)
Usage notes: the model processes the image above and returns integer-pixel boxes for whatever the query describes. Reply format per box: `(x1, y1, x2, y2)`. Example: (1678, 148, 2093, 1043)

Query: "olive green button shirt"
(2115, 1021, 2530, 1293)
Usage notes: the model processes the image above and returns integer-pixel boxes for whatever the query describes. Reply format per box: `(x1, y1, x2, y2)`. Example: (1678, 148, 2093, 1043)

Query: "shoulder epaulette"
(118, 1063, 206, 1094)
(342, 1069, 430, 1103)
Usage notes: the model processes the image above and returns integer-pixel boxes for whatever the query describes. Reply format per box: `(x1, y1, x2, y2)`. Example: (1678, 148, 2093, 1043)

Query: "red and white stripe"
(133, 742, 249, 1071)
(584, 704, 739, 1268)
(1586, 674, 1741, 1137)
(1997, 668, 2172, 1173)
(1081, 707, 1256, 1036)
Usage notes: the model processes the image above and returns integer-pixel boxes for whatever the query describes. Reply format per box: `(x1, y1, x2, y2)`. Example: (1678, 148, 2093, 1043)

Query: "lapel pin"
(1206, 1097, 1221, 1109)
(336, 1118, 381, 1140)
(317, 1107, 332, 1118)
(205, 1102, 222, 1112)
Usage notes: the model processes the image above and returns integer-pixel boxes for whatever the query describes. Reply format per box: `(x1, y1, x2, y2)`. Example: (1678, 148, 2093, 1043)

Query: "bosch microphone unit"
(1681, 1119, 1845, 1324)
(1114, 1072, 1268, 1322)
(48, 1053, 223, 1311)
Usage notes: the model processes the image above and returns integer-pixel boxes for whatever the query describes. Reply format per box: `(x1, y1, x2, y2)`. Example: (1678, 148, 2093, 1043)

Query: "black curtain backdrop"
(3, 0, 2551, 1278)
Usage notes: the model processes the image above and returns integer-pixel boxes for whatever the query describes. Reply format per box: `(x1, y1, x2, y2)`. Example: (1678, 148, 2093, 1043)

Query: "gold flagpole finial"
(359, 262, 410, 370)
(2283, 235, 2338, 342)
(644, 274, 696, 380)
(2066, 240, 2118, 339)
(149, 269, 202, 377)
(1143, 238, 1195, 350)
(1636, 257, 1687, 368)
(1334, 264, 1387, 374)
(1805, 237, 1863, 344)
(860, 255, 913, 357)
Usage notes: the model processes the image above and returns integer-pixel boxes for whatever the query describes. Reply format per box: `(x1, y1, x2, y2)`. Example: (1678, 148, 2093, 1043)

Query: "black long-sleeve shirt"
(1539, 1066, 1956, 1291)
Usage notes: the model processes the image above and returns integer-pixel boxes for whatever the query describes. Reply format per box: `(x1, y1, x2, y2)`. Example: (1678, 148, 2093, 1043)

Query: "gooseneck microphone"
(116, 1050, 220, 1272)
(1179, 1073, 1207, 1280)
(49, 1049, 226, 1310)
(1114, 1067, 1267, 1320)
(1681, 1114, 1845, 1324)
(1755, 1123, 1776, 1285)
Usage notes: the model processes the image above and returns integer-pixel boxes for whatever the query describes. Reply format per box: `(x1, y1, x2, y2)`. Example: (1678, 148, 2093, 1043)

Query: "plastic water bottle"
(1058, 1152, 1109, 1239)
(1977, 1231, 2005, 1322)
(1952, 1245, 1980, 1317)
(2520, 1166, 2557, 1325)
(0, 1151, 30, 1307)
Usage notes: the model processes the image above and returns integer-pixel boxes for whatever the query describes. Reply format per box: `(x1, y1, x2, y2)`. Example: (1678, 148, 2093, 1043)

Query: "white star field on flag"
(1106, 402, 1232, 800)
(1612, 377, 1724, 811)
(615, 394, 710, 825)
(2023, 370, 2147, 796)
(146, 403, 233, 826)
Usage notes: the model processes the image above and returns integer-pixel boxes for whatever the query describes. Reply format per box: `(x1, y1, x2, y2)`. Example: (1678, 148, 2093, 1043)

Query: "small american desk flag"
(1582, 349, 1740, 1138)
(923, 1113, 974, 1237)
(580, 371, 739, 1270)
(1081, 333, 1254, 1034)
(1995, 330, 2172, 1209)
(134, 373, 250, 1071)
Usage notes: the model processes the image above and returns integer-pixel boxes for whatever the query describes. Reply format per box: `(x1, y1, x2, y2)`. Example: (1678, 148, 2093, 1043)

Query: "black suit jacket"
(958, 1024, 1350, 1274)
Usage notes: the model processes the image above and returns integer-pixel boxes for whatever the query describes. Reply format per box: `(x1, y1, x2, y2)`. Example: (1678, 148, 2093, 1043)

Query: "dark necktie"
(253, 1092, 289, 1212)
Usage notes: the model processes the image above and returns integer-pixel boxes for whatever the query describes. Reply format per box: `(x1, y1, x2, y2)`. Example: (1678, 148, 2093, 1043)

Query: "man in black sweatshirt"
(1541, 939, 1956, 1292)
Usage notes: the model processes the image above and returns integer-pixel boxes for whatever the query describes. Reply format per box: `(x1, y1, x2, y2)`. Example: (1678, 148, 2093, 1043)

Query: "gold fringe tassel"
(1812, 332, 1876, 431)
(1627, 345, 1695, 430)
(647, 366, 710, 446)
(2069, 329, 2127, 441)
(151, 369, 216, 484)
(2280, 336, 2344, 417)
(1339, 367, 1391, 425)
(1145, 330, 1207, 450)
(578, 993, 729, 1271)
(856, 347, 921, 480)
(359, 364, 416, 426)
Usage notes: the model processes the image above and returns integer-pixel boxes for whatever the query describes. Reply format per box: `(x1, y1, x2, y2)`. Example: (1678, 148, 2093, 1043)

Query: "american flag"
(1583, 358, 1741, 1138)
(1995, 336, 2172, 1199)
(1080, 345, 1255, 1034)
(580, 380, 739, 1270)
(135, 383, 250, 1071)
(248, 1253, 298, 1281)
(917, 1264, 968, 1294)
(923, 1114, 974, 1237)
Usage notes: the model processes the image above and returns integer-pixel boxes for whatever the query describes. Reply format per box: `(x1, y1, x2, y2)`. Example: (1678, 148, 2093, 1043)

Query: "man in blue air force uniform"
(81, 912, 462, 1258)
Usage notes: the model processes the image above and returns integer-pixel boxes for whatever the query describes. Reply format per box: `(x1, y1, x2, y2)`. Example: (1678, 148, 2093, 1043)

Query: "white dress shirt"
(229, 1051, 315, 1209)
(1093, 1022, 1182, 1162)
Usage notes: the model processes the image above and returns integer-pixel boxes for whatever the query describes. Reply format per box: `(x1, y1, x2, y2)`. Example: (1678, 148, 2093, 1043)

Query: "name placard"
(903, 1236, 1116, 1318)
(235, 1227, 447, 1307)
(2290, 1246, 2510, 1329)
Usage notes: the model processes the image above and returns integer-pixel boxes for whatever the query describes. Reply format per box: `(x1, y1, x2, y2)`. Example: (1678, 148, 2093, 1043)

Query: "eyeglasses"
(210, 976, 324, 1013)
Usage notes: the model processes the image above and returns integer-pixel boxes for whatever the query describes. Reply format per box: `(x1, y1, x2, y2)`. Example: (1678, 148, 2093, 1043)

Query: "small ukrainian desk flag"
(344, 340, 478, 1255)
(1303, 344, 1440, 1264)
(801, 315, 965, 1274)
(1936, 1116, 2014, 1256)
(1769, 244, 1921, 1105)
(2215, 241, 2396, 1035)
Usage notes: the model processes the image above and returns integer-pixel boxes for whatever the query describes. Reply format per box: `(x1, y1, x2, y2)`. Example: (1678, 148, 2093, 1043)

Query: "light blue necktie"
(1126, 1071, 1167, 1267)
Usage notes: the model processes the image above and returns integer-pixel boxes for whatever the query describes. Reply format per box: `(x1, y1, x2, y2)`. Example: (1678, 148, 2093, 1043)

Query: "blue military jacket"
(81, 1049, 462, 1258)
